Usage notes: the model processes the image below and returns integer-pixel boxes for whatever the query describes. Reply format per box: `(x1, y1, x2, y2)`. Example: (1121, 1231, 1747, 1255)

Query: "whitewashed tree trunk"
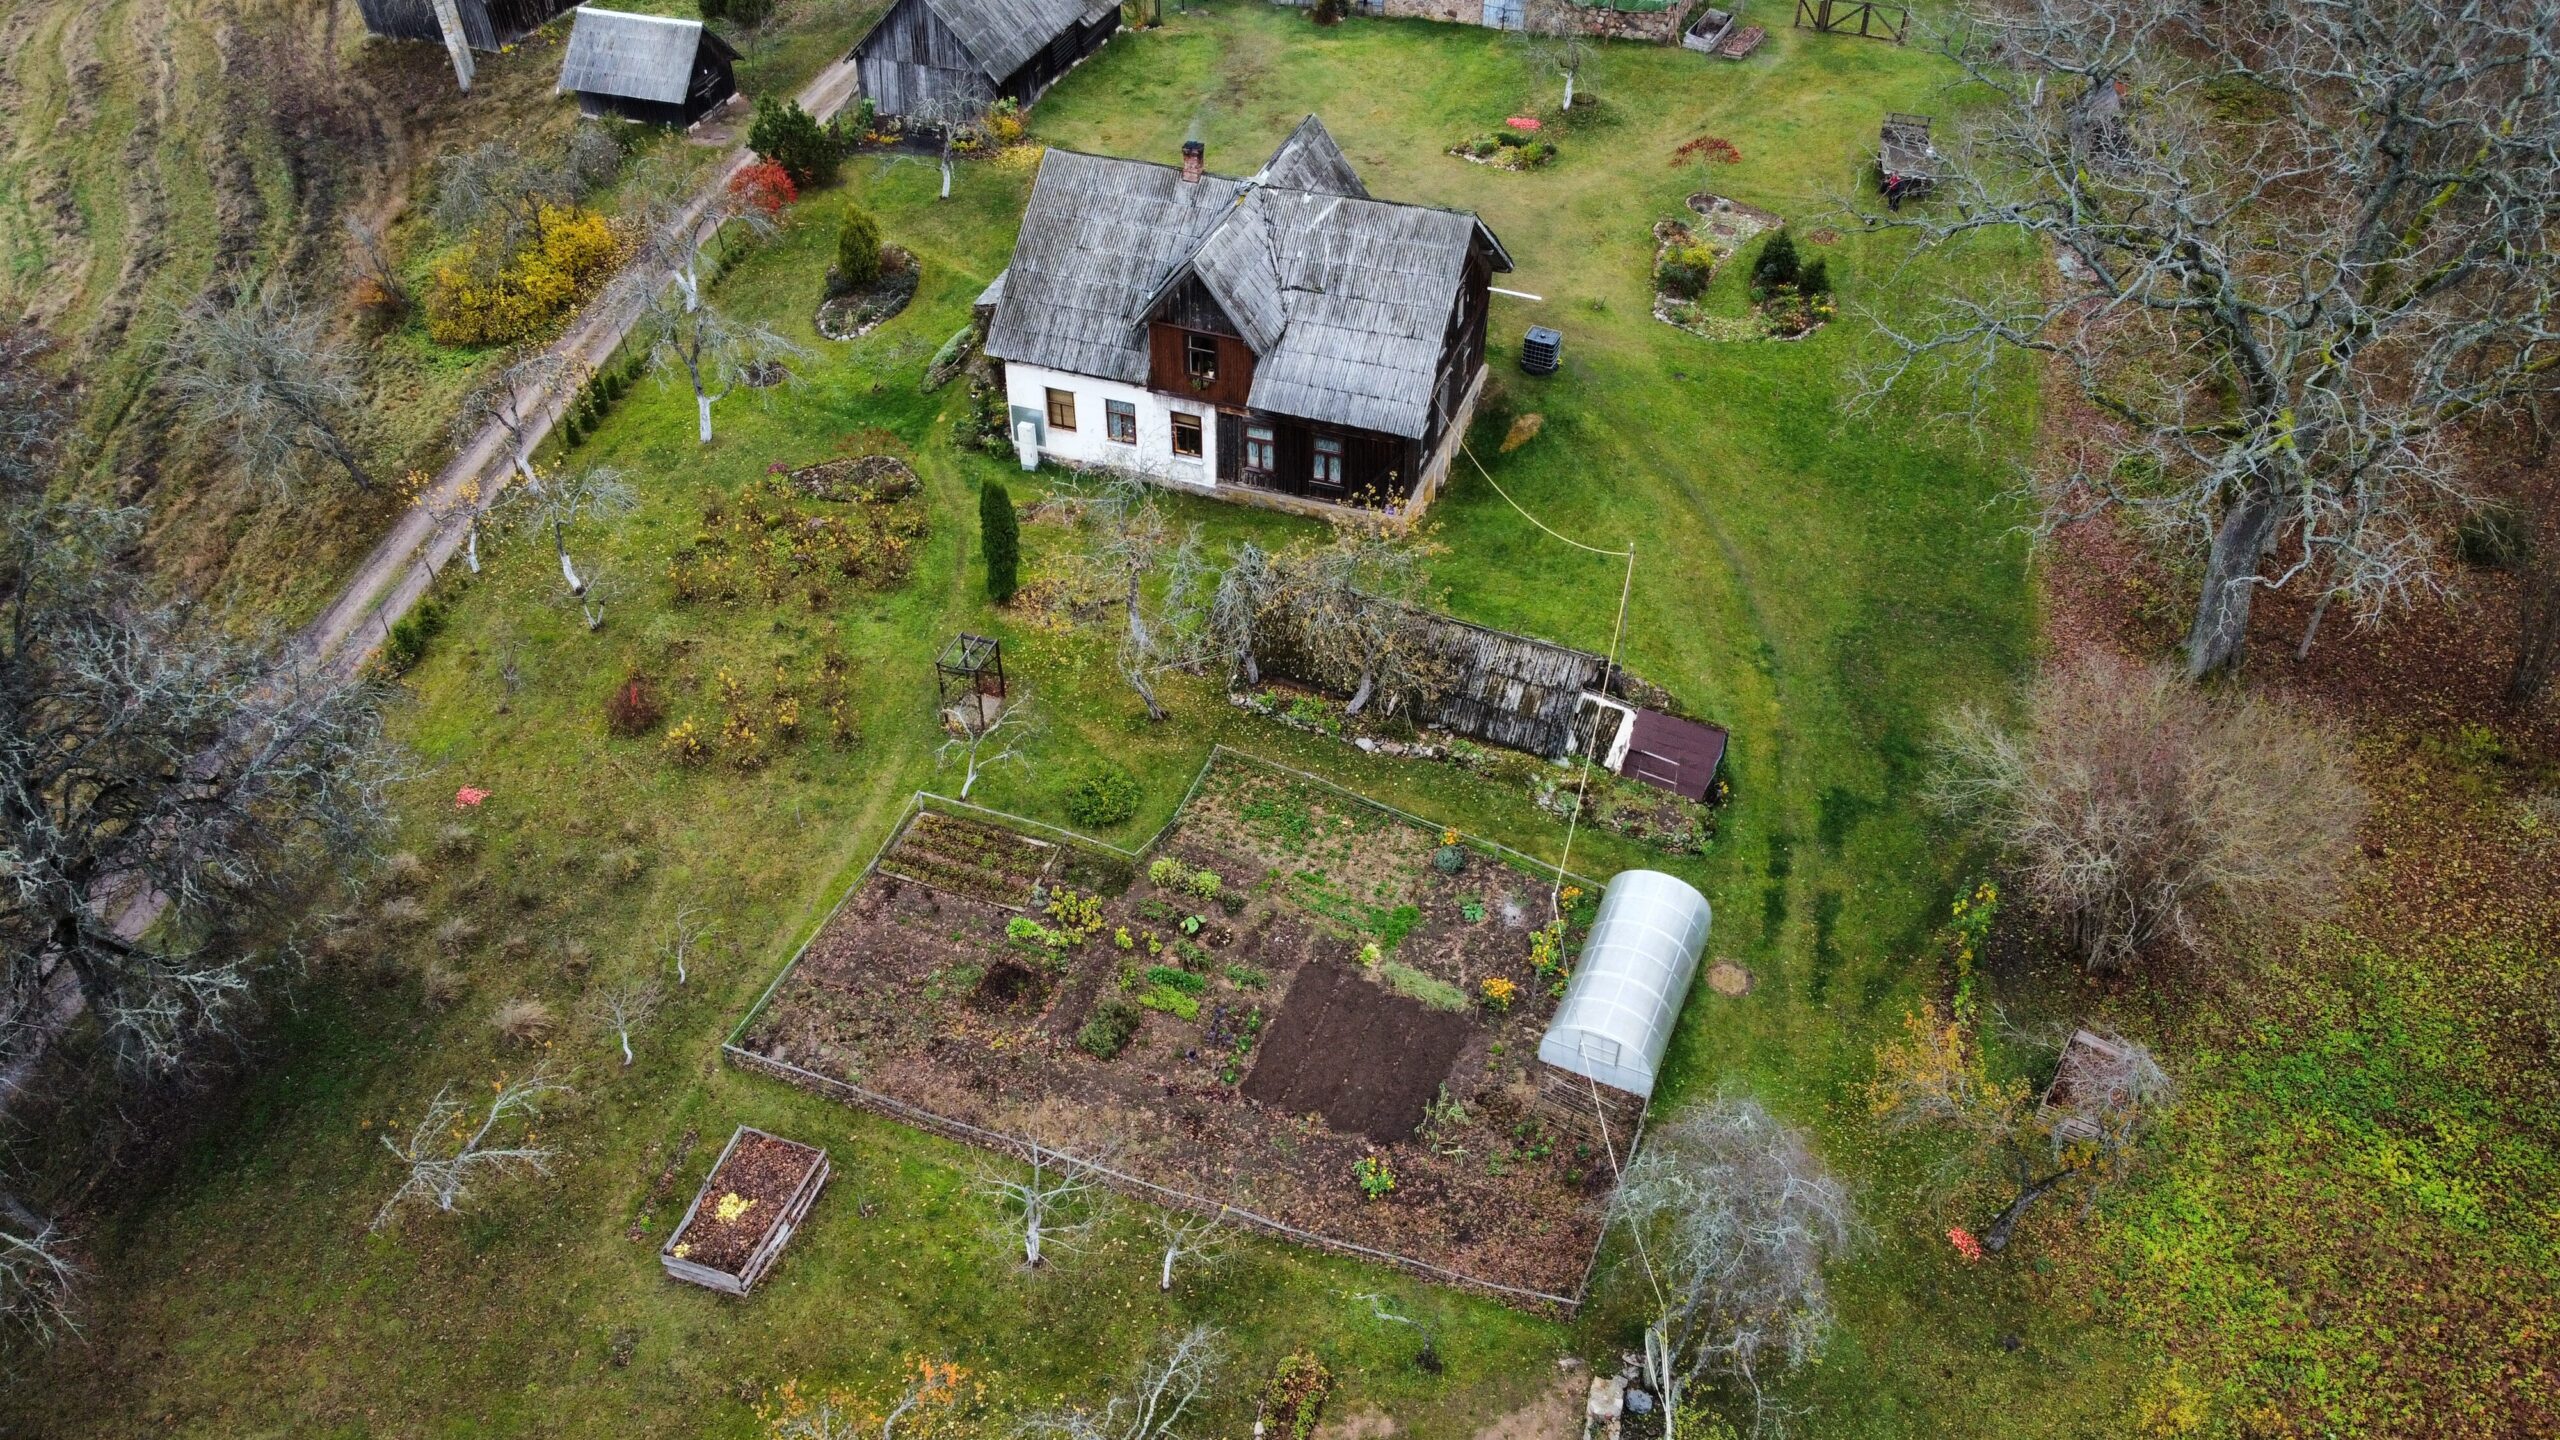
(1562, 69, 1574, 110)
(696, 393, 714, 444)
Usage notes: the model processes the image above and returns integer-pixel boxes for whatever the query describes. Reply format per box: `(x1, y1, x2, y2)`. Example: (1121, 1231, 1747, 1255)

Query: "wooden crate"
(660, 1126, 830, 1296)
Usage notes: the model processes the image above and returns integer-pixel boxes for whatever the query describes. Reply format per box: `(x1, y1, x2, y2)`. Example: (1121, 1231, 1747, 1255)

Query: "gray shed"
(852, 0, 1119, 118)
(556, 8, 740, 126)
(1537, 870, 1712, 1099)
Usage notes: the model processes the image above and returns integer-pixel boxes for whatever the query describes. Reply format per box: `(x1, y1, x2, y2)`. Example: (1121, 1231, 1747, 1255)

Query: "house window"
(1312, 435, 1345, 489)
(1243, 424, 1276, 481)
(1045, 388, 1077, 431)
(1185, 332, 1220, 382)
(1170, 411, 1204, 458)
(1105, 399, 1137, 445)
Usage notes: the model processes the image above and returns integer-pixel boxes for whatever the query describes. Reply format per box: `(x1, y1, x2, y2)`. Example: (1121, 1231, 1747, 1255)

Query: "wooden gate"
(1793, 0, 1907, 42)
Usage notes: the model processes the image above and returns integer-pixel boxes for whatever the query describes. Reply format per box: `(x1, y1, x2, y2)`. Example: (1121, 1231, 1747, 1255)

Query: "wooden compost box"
(660, 1126, 829, 1296)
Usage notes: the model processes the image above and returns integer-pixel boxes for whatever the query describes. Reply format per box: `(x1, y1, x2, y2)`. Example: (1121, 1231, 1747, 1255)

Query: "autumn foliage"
(728, 160, 798, 218)
(425, 205, 624, 347)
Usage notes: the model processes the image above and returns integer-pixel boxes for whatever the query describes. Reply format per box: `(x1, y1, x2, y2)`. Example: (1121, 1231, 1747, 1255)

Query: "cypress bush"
(749, 97, 837, 188)
(1753, 229, 1801, 289)
(980, 478, 1020, 603)
(835, 207, 884, 291)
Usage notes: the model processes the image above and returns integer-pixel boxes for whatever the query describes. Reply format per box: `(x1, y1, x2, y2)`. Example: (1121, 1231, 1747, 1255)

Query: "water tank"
(1521, 326, 1562, 375)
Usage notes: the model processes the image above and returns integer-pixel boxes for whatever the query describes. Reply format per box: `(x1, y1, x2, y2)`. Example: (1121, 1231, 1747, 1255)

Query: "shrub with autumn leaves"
(425, 205, 624, 346)
(728, 160, 798, 218)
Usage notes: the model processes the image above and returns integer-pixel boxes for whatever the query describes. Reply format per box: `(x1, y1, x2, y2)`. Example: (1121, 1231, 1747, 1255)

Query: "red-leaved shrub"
(605, 673, 663, 736)
(729, 160, 798, 218)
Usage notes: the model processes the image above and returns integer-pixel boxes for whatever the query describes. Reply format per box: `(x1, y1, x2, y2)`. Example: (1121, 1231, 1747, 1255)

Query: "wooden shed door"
(1216, 412, 1243, 483)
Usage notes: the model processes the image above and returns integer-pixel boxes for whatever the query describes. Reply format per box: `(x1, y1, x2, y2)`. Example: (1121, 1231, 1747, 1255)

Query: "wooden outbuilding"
(356, 0, 578, 49)
(852, 0, 1120, 118)
(556, 7, 740, 127)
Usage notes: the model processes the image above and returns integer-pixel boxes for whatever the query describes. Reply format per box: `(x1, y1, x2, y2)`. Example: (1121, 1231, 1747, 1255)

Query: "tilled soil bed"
(739, 756, 1613, 1299)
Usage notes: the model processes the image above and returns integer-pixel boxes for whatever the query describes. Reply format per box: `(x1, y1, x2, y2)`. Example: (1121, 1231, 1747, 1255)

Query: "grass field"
(0, 7, 2153, 1436)
(0, 0, 876, 622)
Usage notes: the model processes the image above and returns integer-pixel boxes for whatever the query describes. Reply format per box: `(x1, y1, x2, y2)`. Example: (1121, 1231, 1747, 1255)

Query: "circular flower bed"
(815, 246, 920, 341)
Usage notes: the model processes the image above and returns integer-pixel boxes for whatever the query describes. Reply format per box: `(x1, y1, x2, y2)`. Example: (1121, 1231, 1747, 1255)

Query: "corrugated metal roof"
(557, 7, 705, 104)
(1619, 709, 1728, 801)
(985, 118, 1510, 439)
(921, 0, 1095, 81)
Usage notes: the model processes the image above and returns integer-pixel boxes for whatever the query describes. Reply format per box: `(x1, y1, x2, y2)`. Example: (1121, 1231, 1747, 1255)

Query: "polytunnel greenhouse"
(1537, 869, 1714, 1098)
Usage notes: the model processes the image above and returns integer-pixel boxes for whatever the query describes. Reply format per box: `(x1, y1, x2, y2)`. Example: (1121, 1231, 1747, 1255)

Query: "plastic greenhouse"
(1537, 870, 1713, 1099)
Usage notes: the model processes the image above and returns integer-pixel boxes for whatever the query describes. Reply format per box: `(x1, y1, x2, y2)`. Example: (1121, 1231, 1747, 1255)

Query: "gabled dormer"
(1142, 273, 1258, 408)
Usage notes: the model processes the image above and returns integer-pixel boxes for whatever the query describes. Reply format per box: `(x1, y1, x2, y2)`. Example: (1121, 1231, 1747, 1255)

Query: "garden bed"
(660, 1126, 830, 1296)
(735, 754, 1617, 1302)
(815, 247, 920, 341)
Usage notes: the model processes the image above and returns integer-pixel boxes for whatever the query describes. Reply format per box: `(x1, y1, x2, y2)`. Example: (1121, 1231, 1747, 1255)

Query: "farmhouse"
(355, 0, 577, 49)
(851, 0, 1121, 118)
(985, 119, 1512, 516)
(555, 8, 740, 127)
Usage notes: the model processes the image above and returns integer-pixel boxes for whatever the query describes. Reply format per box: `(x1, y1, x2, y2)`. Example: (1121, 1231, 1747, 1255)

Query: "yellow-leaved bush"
(425, 205, 624, 347)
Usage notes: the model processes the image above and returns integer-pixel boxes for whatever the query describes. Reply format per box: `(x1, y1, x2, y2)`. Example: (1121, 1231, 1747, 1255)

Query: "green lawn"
(3, 8, 2139, 1436)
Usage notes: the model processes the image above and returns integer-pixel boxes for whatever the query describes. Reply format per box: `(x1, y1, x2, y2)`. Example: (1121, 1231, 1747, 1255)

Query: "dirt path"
(297, 54, 865, 678)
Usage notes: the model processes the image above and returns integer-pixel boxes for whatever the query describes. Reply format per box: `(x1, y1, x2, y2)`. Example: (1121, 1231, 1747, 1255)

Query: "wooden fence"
(1793, 0, 1908, 42)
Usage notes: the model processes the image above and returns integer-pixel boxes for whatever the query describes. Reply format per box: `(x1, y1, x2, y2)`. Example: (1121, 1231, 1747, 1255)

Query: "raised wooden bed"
(660, 1126, 829, 1296)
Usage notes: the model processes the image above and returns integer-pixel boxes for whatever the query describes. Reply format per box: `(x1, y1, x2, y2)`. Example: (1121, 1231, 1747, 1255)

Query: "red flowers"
(1505, 116, 1543, 131)
(728, 160, 798, 218)
(1947, 1226, 1985, 1262)
(454, 786, 491, 808)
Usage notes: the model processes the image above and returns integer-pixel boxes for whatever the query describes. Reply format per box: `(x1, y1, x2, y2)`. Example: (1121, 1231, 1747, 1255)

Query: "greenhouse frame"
(1537, 869, 1713, 1098)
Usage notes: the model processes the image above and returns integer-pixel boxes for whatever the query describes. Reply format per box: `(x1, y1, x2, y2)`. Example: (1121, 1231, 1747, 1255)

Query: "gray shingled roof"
(922, 0, 1100, 82)
(985, 118, 1510, 440)
(1257, 115, 1369, 199)
(558, 7, 705, 103)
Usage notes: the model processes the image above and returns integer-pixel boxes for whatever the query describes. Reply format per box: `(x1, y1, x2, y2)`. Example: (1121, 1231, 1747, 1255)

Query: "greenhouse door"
(1482, 0, 1524, 29)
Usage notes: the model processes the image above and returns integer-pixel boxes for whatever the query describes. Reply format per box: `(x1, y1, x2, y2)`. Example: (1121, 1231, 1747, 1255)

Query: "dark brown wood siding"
(1148, 324, 1256, 410)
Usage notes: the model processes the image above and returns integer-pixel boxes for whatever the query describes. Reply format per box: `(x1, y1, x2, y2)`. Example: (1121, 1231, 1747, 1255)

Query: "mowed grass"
(1, 7, 2138, 1437)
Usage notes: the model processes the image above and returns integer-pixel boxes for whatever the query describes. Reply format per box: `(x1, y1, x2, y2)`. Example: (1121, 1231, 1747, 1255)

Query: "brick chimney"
(1180, 140, 1204, 184)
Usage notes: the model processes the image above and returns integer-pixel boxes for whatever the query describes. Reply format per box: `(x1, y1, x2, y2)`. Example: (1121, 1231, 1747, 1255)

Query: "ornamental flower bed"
(660, 1126, 830, 1296)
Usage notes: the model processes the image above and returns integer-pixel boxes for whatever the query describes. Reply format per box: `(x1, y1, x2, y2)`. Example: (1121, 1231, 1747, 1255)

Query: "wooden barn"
(556, 8, 740, 127)
(355, 0, 578, 49)
(851, 0, 1120, 117)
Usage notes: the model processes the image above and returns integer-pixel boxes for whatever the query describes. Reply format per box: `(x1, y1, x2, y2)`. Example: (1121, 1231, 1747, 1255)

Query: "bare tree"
(1152, 1208, 1227, 1292)
(908, 85, 993, 202)
(429, 131, 622, 257)
(660, 903, 719, 987)
(343, 213, 408, 315)
(165, 284, 375, 495)
(1858, 0, 2560, 677)
(0, 1194, 77, 1359)
(2501, 481, 2559, 707)
(1205, 540, 1279, 687)
(507, 464, 635, 625)
(1610, 1098, 1853, 1433)
(639, 290, 805, 445)
(1019, 1326, 1222, 1440)
(371, 1070, 567, 1231)
(0, 500, 398, 1090)
(1265, 526, 1447, 716)
(1928, 654, 2366, 972)
(582, 978, 662, 1067)
(1870, 1007, 2173, 1252)
(1519, 0, 1595, 112)
(624, 148, 780, 315)
(1083, 474, 1208, 722)
(937, 693, 1034, 800)
(975, 1142, 1109, 1268)
(455, 353, 581, 488)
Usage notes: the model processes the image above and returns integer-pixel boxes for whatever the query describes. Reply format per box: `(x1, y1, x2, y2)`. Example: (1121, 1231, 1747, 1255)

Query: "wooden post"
(432, 0, 475, 93)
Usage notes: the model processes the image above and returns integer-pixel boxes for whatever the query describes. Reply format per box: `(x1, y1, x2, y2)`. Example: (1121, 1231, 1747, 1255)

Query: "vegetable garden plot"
(877, 809, 1058, 909)
(732, 755, 1620, 1302)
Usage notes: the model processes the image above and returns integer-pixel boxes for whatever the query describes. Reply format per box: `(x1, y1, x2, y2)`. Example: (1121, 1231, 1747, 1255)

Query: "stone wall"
(1377, 0, 1486, 25)
(1564, 0, 1692, 43)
